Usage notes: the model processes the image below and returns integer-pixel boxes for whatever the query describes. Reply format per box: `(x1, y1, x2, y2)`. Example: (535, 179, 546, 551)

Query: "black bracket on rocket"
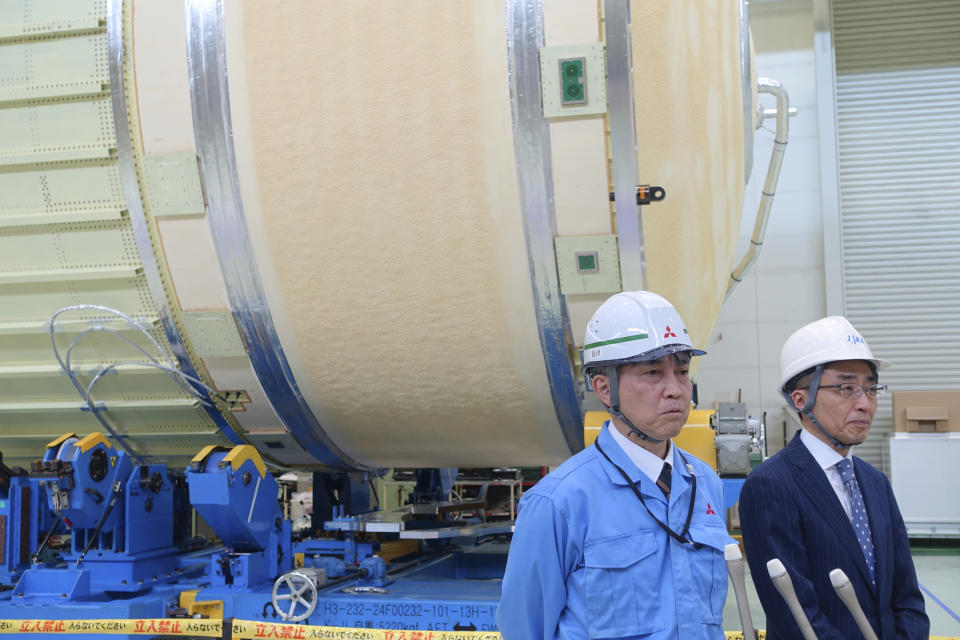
(608, 185, 666, 206)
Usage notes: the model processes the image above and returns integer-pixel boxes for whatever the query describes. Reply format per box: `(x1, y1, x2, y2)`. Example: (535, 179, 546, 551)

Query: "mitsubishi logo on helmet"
(663, 326, 677, 338)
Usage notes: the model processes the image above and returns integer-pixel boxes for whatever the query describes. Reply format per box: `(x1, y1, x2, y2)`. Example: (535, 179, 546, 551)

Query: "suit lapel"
(785, 435, 875, 587)
(855, 457, 888, 592)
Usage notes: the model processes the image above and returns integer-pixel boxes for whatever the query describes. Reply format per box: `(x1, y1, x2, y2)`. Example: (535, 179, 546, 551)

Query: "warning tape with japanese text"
(231, 620, 500, 640)
(0, 619, 499, 639)
(0, 620, 957, 640)
(0, 618, 221, 636)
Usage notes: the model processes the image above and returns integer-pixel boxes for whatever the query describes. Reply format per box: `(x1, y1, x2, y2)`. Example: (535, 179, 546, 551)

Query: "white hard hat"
(582, 290, 705, 373)
(779, 316, 889, 393)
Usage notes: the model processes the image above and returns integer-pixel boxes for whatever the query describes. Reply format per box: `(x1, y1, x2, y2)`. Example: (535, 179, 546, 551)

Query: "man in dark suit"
(739, 316, 929, 639)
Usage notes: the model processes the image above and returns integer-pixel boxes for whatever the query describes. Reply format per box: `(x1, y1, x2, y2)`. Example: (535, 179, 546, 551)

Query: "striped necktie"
(836, 458, 875, 584)
(656, 462, 672, 499)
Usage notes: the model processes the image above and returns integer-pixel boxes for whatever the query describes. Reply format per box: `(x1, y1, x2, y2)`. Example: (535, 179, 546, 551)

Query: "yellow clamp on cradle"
(44, 433, 112, 454)
(189, 444, 266, 478)
(178, 590, 224, 619)
(76, 433, 112, 453)
(220, 445, 266, 479)
(189, 445, 231, 472)
(44, 433, 79, 450)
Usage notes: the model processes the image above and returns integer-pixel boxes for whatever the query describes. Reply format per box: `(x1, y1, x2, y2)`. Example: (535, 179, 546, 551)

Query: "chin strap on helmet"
(603, 366, 665, 443)
(783, 363, 862, 450)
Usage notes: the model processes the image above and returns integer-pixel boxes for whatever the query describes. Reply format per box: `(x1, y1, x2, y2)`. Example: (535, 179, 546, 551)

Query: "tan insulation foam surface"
(235, 2, 569, 467)
(630, 0, 748, 366)
(133, 0, 195, 155)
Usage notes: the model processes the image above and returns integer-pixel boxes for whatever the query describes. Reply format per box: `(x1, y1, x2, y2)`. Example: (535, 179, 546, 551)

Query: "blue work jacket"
(497, 424, 733, 639)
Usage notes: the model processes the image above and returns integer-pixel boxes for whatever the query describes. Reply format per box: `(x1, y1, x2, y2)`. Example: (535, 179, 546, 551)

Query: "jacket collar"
(595, 422, 694, 502)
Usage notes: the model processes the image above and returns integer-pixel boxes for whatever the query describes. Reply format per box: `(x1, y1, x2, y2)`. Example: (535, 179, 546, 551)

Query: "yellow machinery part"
(221, 445, 267, 479)
(584, 408, 718, 471)
(190, 445, 231, 468)
(685, 409, 715, 428)
(179, 589, 224, 619)
(583, 411, 607, 446)
(76, 433, 112, 453)
(380, 539, 421, 564)
(44, 433, 79, 450)
(674, 409, 718, 471)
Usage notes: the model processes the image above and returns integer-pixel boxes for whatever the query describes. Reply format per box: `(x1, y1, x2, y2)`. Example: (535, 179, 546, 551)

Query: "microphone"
(767, 558, 819, 640)
(830, 568, 879, 640)
(724, 544, 758, 640)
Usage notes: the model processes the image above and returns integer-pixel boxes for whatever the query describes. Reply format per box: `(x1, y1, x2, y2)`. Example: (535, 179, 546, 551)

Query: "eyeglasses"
(815, 383, 887, 399)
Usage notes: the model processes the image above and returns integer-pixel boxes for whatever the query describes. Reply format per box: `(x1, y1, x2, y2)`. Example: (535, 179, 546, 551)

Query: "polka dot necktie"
(836, 458, 875, 584)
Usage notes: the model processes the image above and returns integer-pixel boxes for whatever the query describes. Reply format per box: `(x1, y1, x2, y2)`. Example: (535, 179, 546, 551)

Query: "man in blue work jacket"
(497, 290, 733, 639)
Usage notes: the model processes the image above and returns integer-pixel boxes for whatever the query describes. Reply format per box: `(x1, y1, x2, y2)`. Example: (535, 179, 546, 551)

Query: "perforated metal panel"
(832, 0, 960, 472)
(0, 0, 232, 467)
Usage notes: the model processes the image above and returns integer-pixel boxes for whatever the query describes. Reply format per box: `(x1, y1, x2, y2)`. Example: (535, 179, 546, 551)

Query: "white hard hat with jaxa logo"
(582, 290, 705, 374)
(779, 316, 890, 393)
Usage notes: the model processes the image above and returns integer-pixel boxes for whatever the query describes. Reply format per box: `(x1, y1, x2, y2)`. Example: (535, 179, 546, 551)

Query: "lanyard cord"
(595, 439, 700, 548)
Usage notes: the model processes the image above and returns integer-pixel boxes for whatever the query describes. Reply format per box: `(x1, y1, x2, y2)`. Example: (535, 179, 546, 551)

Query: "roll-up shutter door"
(833, 0, 960, 472)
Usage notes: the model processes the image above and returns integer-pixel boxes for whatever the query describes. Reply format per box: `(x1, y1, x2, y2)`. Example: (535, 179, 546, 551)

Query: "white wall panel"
(833, 0, 960, 472)
(705, 321, 762, 367)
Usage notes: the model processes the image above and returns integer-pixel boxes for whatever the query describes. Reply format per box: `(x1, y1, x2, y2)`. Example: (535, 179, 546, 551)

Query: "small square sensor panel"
(576, 251, 599, 273)
(540, 43, 605, 118)
(555, 235, 620, 294)
(559, 57, 587, 105)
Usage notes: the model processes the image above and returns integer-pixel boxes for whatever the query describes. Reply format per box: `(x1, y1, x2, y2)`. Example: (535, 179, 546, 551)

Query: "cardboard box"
(904, 406, 948, 432)
(892, 390, 960, 432)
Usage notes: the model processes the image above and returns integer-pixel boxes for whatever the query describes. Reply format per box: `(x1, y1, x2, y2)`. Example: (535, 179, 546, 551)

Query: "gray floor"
(721, 548, 960, 637)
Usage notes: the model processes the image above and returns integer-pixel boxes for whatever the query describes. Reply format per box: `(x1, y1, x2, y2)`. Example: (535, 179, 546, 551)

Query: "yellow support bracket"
(178, 590, 223, 620)
(76, 433, 112, 454)
(221, 445, 266, 479)
(44, 433, 79, 450)
(189, 445, 231, 470)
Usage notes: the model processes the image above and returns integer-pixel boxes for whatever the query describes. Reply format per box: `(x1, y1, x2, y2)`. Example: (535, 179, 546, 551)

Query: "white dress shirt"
(799, 428, 855, 520)
(608, 422, 673, 484)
